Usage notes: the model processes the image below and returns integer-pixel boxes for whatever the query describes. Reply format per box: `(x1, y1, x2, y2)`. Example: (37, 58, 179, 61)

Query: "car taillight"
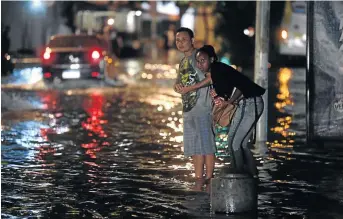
(43, 51, 51, 60)
(91, 51, 100, 59)
(42, 47, 55, 64)
(88, 49, 102, 65)
(91, 72, 100, 77)
(43, 72, 52, 78)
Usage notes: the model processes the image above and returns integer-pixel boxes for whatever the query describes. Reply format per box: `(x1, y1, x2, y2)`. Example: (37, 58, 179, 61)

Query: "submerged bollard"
(210, 172, 257, 214)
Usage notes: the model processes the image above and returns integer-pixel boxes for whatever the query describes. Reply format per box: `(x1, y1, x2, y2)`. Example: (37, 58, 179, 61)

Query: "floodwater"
(2, 60, 343, 218)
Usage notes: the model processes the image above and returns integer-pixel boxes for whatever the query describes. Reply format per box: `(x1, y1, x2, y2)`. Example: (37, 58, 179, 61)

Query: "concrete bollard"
(210, 173, 257, 214)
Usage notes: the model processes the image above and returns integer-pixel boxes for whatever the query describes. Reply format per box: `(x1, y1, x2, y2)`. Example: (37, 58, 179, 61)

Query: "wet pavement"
(2, 60, 343, 218)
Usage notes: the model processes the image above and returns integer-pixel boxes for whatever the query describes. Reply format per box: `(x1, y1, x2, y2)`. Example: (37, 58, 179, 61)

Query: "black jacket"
(210, 62, 265, 100)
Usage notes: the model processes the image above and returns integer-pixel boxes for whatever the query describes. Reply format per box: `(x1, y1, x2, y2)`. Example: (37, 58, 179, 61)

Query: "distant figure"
(2, 26, 10, 54)
(110, 29, 123, 58)
(220, 52, 231, 66)
(1, 25, 13, 76)
(163, 24, 176, 64)
(57, 18, 72, 35)
(102, 25, 112, 55)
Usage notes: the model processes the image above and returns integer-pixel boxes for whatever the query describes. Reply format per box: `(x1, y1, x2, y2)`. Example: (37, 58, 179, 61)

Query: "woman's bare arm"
(228, 88, 243, 104)
(179, 73, 212, 94)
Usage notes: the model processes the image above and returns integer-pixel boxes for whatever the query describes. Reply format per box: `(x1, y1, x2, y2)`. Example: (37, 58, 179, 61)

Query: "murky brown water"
(2, 62, 343, 218)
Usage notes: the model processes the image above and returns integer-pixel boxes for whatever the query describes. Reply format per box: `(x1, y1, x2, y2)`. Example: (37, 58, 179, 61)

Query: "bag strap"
(205, 85, 210, 105)
(252, 96, 258, 144)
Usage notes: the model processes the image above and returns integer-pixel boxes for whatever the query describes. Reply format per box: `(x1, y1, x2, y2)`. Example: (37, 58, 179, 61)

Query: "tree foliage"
(214, 1, 286, 65)
(214, 1, 256, 65)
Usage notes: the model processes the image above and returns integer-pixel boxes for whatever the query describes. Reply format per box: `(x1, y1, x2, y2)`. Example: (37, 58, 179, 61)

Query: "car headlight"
(281, 30, 288, 40)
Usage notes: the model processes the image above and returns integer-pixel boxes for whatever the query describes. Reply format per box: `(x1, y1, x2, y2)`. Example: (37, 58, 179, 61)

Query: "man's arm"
(174, 65, 183, 93)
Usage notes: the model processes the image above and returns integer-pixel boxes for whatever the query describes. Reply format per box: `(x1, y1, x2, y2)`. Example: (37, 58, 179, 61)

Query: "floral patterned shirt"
(177, 55, 200, 112)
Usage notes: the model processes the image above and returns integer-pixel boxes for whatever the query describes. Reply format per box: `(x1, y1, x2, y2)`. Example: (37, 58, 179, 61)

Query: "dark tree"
(214, 1, 285, 66)
(215, 1, 256, 66)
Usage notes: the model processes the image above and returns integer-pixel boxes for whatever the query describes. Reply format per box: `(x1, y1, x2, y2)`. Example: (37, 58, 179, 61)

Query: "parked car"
(41, 34, 109, 83)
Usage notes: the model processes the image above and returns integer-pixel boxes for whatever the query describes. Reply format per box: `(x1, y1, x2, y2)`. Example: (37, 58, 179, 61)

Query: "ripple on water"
(2, 66, 343, 218)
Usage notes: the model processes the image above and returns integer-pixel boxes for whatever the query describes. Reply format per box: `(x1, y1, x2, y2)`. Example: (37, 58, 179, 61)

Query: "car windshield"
(48, 36, 100, 48)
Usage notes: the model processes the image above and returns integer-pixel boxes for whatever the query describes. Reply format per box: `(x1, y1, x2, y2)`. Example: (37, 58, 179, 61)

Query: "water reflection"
(38, 90, 60, 110)
(2, 121, 49, 163)
(5, 67, 43, 84)
(2, 63, 343, 218)
(81, 93, 109, 158)
(143, 63, 178, 80)
(270, 68, 296, 148)
(274, 68, 294, 113)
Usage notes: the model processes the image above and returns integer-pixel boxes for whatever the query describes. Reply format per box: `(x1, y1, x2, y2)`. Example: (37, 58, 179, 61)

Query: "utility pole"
(150, 1, 157, 60)
(254, 0, 270, 142)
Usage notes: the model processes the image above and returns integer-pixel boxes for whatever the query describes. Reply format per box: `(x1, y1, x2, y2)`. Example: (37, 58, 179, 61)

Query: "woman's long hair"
(197, 45, 218, 62)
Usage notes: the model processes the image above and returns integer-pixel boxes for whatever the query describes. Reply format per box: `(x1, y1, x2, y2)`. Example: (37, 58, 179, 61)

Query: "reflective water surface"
(2, 62, 343, 218)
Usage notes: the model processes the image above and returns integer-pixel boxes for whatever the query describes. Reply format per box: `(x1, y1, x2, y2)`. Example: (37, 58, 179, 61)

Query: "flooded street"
(2, 60, 343, 218)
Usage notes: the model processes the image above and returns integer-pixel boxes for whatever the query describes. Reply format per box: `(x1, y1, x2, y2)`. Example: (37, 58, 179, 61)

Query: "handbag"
(212, 101, 238, 127)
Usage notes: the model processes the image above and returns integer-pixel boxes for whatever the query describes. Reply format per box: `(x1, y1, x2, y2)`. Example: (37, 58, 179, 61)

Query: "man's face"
(175, 31, 193, 53)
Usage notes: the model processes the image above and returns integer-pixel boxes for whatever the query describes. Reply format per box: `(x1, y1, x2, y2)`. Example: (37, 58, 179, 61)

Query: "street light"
(281, 30, 288, 39)
(107, 18, 115, 26)
(32, 0, 42, 7)
(31, 0, 43, 10)
(30, 0, 46, 12)
(244, 27, 255, 37)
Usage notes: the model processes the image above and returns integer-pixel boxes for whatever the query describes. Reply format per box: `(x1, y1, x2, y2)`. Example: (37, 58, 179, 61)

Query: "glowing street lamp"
(30, 0, 46, 12)
(107, 18, 115, 26)
(243, 27, 255, 37)
(31, 0, 42, 9)
(135, 10, 142, 16)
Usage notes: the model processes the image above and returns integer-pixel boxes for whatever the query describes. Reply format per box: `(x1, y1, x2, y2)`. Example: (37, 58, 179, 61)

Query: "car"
(41, 34, 109, 83)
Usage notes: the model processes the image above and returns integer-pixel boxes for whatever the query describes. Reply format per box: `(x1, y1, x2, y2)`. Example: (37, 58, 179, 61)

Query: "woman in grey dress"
(193, 45, 265, 178)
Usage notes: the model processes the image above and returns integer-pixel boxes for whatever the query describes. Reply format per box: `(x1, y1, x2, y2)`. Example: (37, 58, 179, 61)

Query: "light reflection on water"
(1, 121, 50, 163)
(270, 68, 297, 144)
(2, 64, 343, 218)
